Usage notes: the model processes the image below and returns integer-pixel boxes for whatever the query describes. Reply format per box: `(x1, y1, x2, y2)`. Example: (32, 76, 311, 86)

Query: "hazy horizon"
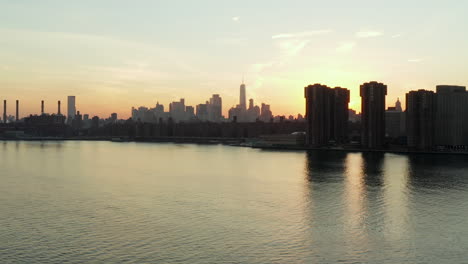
(1, 0, 468, 118)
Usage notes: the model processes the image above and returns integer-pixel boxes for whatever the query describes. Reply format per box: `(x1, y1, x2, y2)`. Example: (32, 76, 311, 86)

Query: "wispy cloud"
(272, 29, 332, 39)
(232, 17, 239, 22)
(277, 39, 310, 56)
(249, 38, 311, 80)
(408, 58, 422, 63)
(336, 41, 356, 52)
(251, 63, 274, 73)
(356, 31, 384, 38)
(391, 34, 402, 38)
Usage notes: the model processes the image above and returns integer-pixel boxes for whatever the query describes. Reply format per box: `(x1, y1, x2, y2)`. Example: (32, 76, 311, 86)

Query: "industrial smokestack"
(58, 100, 61, 115)
(16, 100, 19, 122)
(3, 100, 6, 124)
(41, 100, 44, 115)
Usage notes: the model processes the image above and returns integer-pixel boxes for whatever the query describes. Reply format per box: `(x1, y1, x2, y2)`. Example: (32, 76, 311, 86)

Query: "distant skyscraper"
(260, 103, 272, 122)
(240, 83, 246, 110)
(360, 81, 387, 149)
(169, 98, 187, 122)
(385, 98, 405, 139)
(435, 85, 468, 147)
(185, 106, 195, 118)
(247, 98, 260, 122)
(208, 94, 222, 122)
(406, 90, 436, 150)
(196, 103, 209, 121)
(155, 102, 164, 112)
(304, 84, 350, 146)
(395, 97, 402, 112)
(67, 96, 76, 123)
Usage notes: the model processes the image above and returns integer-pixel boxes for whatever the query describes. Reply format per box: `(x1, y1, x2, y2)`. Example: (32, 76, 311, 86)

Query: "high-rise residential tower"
(304, 84, 350, 146)
(331, 87, 350, 144)
(67, 96, 76, 123)
(406, 90, 436, 150)
(435, 85, 468, 147)
(304, 84, 331, 146)
(360, 81, 387, 149)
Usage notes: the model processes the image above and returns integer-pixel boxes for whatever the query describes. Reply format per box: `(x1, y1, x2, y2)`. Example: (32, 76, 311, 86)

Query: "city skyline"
(2, 80, 468, 121)
(1, 1, 468, 118)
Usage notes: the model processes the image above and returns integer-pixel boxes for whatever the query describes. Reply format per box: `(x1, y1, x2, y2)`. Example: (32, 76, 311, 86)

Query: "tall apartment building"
(360, 82, 387, 149)
(304, 84, 350, 146)
(406, 90, 436, 150)
(435, 85, 468, 147)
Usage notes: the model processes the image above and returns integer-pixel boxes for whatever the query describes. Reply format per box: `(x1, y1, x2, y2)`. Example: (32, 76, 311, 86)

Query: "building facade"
(239, 83, 246, 110)
(331, 87, 350, 144)
(208, 94, 222, 122)
(435, 85, 468, 147)
(67, 96, 76, 124)
(385, 98, 405, 140)
(406, 90, 436, 150)
(360, 82, 387, 149)
(304, 84, 350, 146)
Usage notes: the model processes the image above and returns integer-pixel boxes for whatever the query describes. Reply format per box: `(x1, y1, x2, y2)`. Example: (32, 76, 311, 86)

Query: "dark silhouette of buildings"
(91, 116, 100, 129)
(304, 84, 350, 146)
(72, 111, 83, 130)
(110, 113, 118, 123)
(25, 114, 66, 126)
(304, 84, 330, 146)
(385, 98, 405, 142)
(196, 102, 209, 121)
(435, 85, 468, 147)
(360, 81, 387, 149)
(331, 87, 350, 144)
(406, 90, 436, 150)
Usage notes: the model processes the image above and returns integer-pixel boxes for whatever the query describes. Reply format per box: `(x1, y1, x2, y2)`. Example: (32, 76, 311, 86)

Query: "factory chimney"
(58, 100, 61, 115)
(16, 100, 19, 122)
(3, 100, 6, 123)
(41, 100, 44, 115)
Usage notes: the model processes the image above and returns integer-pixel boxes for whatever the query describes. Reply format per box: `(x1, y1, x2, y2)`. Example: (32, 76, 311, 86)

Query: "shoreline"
(1, 137, 468, 156)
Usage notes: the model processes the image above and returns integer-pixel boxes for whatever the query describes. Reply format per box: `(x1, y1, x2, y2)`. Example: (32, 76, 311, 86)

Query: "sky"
(1, 0, 468, 119)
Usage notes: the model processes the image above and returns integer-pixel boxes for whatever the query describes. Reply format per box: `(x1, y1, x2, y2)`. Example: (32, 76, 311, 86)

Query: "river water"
(1, 141, 468, 263)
